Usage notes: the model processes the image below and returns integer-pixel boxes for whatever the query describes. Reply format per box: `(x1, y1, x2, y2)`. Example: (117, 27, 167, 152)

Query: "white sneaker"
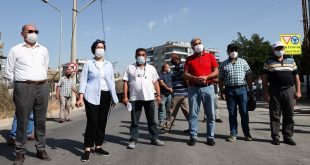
(151, 139, 165, 146)
(127, 141, 137, 149)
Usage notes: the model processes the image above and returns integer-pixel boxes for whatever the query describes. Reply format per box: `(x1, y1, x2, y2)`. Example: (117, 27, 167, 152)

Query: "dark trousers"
(84, 91, 112, 148)
(13, 82, 49, 153)
(130, 100, 158, 142)
(269, 86, 295, 139)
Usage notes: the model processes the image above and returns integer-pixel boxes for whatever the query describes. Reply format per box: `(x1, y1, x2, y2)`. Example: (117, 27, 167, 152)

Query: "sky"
(0, 0, 304, 74)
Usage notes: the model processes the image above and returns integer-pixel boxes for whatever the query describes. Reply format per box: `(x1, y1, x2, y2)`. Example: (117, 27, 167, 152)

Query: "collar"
(192, 51, 207, 57)
(22, 42, 40, 48)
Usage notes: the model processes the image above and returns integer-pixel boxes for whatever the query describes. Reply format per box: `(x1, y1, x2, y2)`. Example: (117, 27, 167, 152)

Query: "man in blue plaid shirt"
(219, 44, 253, 142)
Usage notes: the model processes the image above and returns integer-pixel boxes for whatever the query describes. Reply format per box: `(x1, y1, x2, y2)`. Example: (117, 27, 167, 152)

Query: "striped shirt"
(58, 76, 75, 97)
(171, 63, 187, 96)
(219, 57, 251, 86)
(262, 57, 298, 87)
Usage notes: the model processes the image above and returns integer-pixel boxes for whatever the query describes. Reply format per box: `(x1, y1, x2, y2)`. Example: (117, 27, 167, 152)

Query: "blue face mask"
(136, 56, 145, 65)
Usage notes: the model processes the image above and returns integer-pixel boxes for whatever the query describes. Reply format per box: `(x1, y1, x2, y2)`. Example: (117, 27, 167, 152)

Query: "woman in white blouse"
(76, 39, 118, 162)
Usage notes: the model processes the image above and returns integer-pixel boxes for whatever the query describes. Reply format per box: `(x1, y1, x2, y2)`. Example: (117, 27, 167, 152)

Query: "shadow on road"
(0, 129, 10, 140)
(0, 142, 14, 161)
(46, 138, 83, 156)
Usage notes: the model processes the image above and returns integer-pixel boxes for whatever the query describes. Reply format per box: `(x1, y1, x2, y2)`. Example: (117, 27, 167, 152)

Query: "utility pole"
(71, 0, 77, 64)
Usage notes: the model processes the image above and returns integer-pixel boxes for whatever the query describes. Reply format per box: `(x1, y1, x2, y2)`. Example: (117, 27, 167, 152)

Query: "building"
(146, 41, 220, 71)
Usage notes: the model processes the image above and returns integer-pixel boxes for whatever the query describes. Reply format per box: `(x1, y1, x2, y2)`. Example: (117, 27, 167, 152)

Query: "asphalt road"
(0, 100, 309, 165)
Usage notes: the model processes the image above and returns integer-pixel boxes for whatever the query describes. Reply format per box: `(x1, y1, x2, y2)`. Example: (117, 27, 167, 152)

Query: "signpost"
(280, 34, 302, 55)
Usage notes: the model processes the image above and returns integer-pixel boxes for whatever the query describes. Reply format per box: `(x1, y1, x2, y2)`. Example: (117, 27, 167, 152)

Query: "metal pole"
(59, 12, 62, 76)
(71, 0, 77, 64)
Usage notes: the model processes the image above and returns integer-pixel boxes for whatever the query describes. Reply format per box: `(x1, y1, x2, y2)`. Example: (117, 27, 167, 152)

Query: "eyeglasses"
(228, 48, 238, 52)
(193, 42, 202, 46)
(25, 30, 39, 34)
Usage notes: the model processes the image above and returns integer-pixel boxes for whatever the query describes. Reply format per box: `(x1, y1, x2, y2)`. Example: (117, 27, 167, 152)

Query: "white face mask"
(95, 48, 105, 58)
(194, 44, 204, 53)
(26, 33, 38, 44)
(167, 68, 171, 73)
(274, 50, 284, 57)
(229, 51, 238, 59)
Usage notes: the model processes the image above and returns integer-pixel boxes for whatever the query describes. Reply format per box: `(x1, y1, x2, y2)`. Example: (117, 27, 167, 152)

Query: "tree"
(230, 32, 272, 78)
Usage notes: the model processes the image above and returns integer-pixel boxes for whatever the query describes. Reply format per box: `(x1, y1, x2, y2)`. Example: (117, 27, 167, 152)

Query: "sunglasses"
(229, 48, 238, 52)
(25, 30, 39, 34)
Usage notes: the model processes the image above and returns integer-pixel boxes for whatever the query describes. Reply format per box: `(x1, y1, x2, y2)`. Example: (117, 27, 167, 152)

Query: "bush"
(0, 83, 15, 119)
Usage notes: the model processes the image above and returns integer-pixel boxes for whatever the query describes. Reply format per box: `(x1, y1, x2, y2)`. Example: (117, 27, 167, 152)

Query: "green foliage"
(230, 32, 273, 77)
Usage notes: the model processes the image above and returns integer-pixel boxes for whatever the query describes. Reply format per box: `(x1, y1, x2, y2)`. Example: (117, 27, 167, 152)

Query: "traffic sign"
(280, 34, 302, 55)
(67, 63, 78, 72)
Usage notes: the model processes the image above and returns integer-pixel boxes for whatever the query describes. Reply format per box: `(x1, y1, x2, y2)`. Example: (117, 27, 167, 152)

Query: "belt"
(16, 79, 47, 85)
(190, 83, 213, 87)
(226, 85, 246, 89)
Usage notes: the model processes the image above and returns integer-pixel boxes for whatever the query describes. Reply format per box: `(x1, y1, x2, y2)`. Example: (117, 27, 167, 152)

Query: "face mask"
(95, 48, 105, 58)
(274, 50, 284, 57)
(167, 68, 171, 73)
(229, 51, 238, 59)
(194, 44, 204, 53)
(136, 56, 145, 65)
(26, 33, 38, 44)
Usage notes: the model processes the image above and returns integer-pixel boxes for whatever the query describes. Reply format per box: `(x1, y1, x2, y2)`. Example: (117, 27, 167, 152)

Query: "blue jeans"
(158, 94, 172, 123)
(225, 86, 250, 136)
(188, 85, 215, 140)
(10, 112, 34, 138)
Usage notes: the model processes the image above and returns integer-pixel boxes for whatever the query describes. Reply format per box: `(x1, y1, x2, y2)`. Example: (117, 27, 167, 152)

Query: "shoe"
(271, 138, 280, 145)
(127, 141, 137, 149)
(226, 134, 237, 142)
(151, 139, 165, 146)
(13, 152, 25, 165)
(27, 134, 35, 141)
(183, 129, 190, 134)
(7, 137, 15, 146)
(206, 138, 216, 146)
(159, 128, 170, 134)
(94, 147, 109, 156)
(187, 139, 196, 146)
(283, 138, 296, 145)
(244, 134, 253, 141)
(157, 122, 165, 128)
(36, 150, 51, 161)
(215, 119, 223, 123)
(80, 151, 90, 162)
(65, 119, 73, 122)
(58, 119, 64, 123)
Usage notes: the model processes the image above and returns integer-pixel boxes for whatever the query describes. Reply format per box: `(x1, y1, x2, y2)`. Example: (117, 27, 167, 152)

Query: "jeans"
(158, 94, 172, 123)
(10, 112, 34, 138)
(188, 85, 215, 140)
(130, 100, 158, 142)
(225, 86, 250, 136)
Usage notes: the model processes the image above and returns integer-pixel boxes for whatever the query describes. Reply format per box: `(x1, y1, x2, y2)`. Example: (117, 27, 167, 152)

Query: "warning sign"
(280, 34, 302, 55)
(67, 63, 78, 72)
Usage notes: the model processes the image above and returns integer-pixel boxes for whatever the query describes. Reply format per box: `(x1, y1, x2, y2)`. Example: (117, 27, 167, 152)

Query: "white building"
(146, 41, 220, 71)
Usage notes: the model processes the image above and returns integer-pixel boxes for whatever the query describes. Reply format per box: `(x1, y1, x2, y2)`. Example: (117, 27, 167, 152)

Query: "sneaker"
(272, 138, 280, 145)
(226, 134, 237, 142)
(58, 119, 64, 123)
(159, 128, 170, 134)
(81, 151, 90, 162)
(151, 139, 165, 146)
(187, 139, 196, 146)
(13, 152, 25, 165)
(283, 138, 296, 145)
(127, 141, 137, 149)
(183, 129, 190, 134)
(215, 119, 223, 123)
(206, 138, 216, 146)
(36, 150, 51, 161)
(244, 134, 253, 141)
(94, 147, 109, 156)
(157, 122, 165, 128)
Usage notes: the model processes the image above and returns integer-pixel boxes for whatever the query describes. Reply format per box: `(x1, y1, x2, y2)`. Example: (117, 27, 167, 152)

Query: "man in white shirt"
(122, 48, 165, 149)
(4, 24, 51, 164)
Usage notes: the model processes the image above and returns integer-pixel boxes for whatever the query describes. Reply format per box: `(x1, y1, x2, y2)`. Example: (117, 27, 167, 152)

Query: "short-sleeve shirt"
(58, 76, 75, 97)
(262, 57, 298, 87)
(158, 71, 172, 95)
(184, 51, 219, 84)
(219, 57, 251, 86)
(123, 63, 159, 101)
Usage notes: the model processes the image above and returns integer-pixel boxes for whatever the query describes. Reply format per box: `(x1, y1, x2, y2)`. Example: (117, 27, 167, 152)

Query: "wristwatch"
(155, 94, 160, 97)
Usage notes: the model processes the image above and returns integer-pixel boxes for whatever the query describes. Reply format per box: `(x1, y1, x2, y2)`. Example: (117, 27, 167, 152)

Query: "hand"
(155, 96, 161, 105)
(111, 103, 116, 109)
(198, 76, 208, 85)
(75, 98, 84, 108)
(294, 92, 302, 99)
(168, 87, 173, 93)
(122, 97, 129, 106)
(220, 92, 226, 100)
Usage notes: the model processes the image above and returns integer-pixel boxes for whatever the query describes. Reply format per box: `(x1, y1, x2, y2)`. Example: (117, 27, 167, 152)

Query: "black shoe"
(95, 147, 109, 156)
(215, 119, 223, 123)
(283, 138, 296, 145)
(159, 128, 170, 134)
(13, 152, 25, 165)
(183, 129, 190, 134)
(81, 151, 90, 162)
(206, 139, 216, 146)
(272, 138, 280, 145)
(58, 119, 64, 123)
(36, 150, 51, 161)
(187, 139, 196, 146)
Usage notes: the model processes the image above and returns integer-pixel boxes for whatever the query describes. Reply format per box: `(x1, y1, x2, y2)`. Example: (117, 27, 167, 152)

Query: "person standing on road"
(157, 63, 173, 127)
(219, 44, 253, 142)
(184, 37, 219, 146)
(56, 70, 77, 123)
(4, 24, 51, 164)
(122, 48, 165, 149)
(161, 53, 190, 133)
(203, 79, 223, 123)
(262, 41, 301, 145)
(76, 39, 119, 162)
